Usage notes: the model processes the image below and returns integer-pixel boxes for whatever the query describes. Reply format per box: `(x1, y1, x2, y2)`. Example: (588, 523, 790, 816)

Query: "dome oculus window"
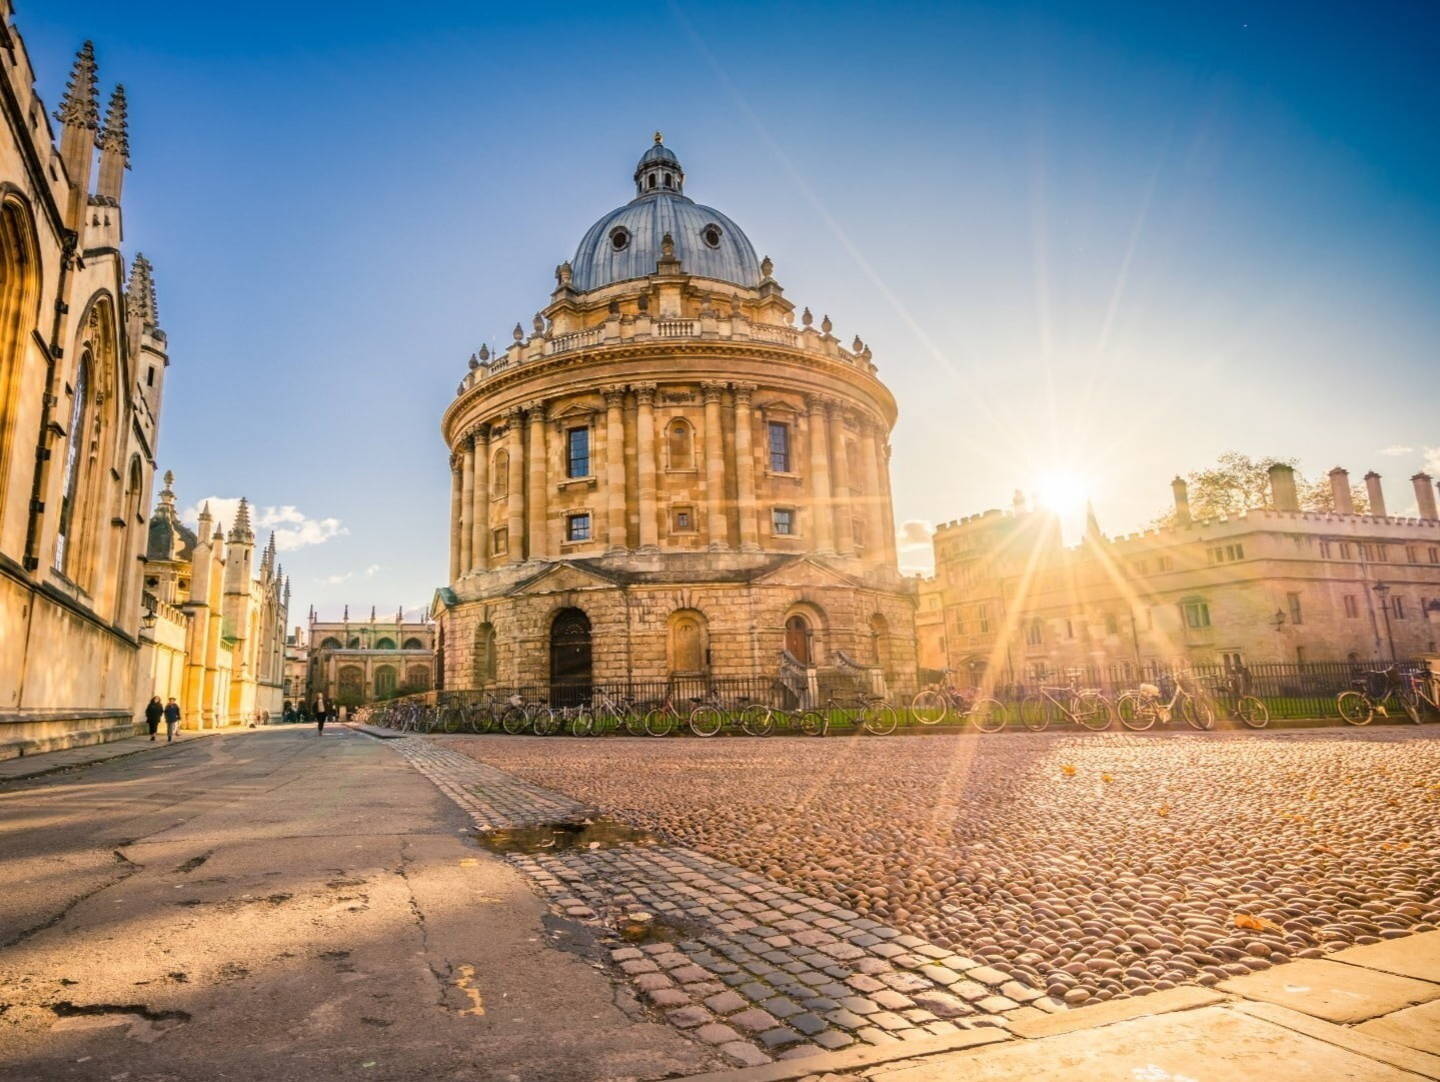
(701, 224, 723, 248)
(610, 227, 631, 252)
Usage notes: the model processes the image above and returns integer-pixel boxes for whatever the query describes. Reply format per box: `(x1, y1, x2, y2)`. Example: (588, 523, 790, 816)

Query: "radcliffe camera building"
(432, 137, 916, 695)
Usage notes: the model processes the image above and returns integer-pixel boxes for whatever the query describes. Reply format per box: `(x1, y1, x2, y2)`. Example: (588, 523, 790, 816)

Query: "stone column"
(471, 426, 489, 572)
(505, 408, 525, 563)
(459, 436, 475, 574)
(702, 381, 728, 550)
(448, 454, 462, 582)
(604, 387, 627, 552)
(527, 402, 549, 561)
(634, 383, 659, 551)
(807, 395, 835, 554)
(828, 402, 854, 556)
(858, 419, 885, 563)
(879, 438, 898, 566)
(731, 382, 759, 551)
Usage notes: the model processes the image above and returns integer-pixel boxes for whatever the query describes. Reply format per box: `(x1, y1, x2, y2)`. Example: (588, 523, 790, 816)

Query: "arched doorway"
(785, 613, 812, 665)
(549, 608, 592, 706)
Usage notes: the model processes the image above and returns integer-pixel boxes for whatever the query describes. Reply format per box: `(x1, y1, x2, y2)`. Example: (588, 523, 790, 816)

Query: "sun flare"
(1036, 471, 1090, 515)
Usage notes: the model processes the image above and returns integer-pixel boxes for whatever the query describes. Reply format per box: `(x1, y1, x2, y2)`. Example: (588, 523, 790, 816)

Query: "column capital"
(701, 380, 726, 404)
(805, 392, 837, 414)
(472, 422, 491, 444)
(523, 400, 548, 421)
(604, 385, 627, 407)
(632, 382, 658, 405)
(449, 452, 462, 472)
(502, 405, 524, 425)
(730, 381, 757, 403)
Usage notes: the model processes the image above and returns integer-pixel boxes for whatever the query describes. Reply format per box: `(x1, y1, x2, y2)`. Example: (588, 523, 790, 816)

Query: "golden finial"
(653, 130, 663, 144)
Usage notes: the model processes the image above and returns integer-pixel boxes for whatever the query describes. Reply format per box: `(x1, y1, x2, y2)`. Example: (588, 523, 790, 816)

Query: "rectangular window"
(492, 527, 508, 555)
(146, 366, 155, 387)
(1157, 556, 1173, 572)
(1430, 547, 1439, 564)
(772, 507, 795, 535)
(978, 604, 990, 634)
(1339, 541, 1352, 559)
(1226, 543, 1244, 561)
(1287, 592, 1303, 626)
(767, 422, 791, 472)
(567, 427, 590, 478)
(1376, 545, 1388, 562)
(1343, 595, 1359, 618)
(1104, 612, 1119, 636)
(671, 506, 694, 533)
(1025, 619, 1043, 646)
(1064, 619, 1074, 640)
(1319, 541, 1332, 559)
(1183, 601, 1211, 629)
(1393, 595, 1406, 619)
(1359, 543, 1373, 560)
(1406, 546, 1419, 564)
(566, 513, 590, 542)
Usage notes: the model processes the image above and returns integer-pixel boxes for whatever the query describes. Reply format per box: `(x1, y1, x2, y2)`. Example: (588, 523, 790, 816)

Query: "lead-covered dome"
(570, 136, 761, 293)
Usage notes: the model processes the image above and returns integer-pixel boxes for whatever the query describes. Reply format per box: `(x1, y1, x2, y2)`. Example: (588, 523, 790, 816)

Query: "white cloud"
(1425, 447, 1440, 476)
(182, 497, 347, 552)
(316, 564, 380, 587)
(1378, 445, 1414, 457)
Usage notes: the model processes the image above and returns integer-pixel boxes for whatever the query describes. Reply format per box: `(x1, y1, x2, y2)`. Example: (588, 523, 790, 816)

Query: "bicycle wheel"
(1018, 694, 1050, 732)
(1336, 690, 1373, 726)
(862, 702, 900, 736)
(1182, 694, 1215, 731)
(689, 706, 725, 737)
(471, 706, 494, 735)
(799, 709, 830, 737)
(1073, 691, 1113, 731)
(623, 708, 649, 737)
(500, 705, 528, 735)
(531, 707, 560, 736)
(911, 690, 948, 726)
(643, 708, 676, 738)
(740, 704, 774, 737)
(971, 697, 1008, 733)
(1236, 695, 1269, 729)
(442, 705, 463, 734)
(1116, 692, 1155, 732)
(568, 709, 593, 737)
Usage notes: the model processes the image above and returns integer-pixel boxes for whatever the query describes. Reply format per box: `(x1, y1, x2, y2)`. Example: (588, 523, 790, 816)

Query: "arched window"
(0, 199, 40, 506)
(667, 418, 693, 470)
(474, 622, 497, 685)
(549, 608, 592, 706)
(402, 637, 424, 649)
(54, 354, 91, 574)
(492, 451, 509, 497)
(115, 456, 144, 626)
(405, 664, 431, 691)
(869, 613, 891, 672)
(347, 637, 360, 648)
(374, 637, 396, 650)
(374, 665, 397, 697)
(337, 665, 364, 703)
(319, 637, 342, 650)
(668, 609, 708, 675)
(663, 172, 673, 189)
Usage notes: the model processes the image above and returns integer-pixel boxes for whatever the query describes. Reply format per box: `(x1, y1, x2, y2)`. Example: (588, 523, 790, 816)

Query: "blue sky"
(23, 0, 1440, 618)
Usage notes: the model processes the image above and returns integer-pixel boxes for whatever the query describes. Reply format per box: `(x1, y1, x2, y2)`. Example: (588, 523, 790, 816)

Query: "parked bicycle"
(1019, 678, 1113, 732)
(1205, 670, 1270, 729)
(1116, 672, 1214, 732)
(799, 692, 902, 737)
(1337, 666, 1423, 726)
(910, 673, 1008, 733)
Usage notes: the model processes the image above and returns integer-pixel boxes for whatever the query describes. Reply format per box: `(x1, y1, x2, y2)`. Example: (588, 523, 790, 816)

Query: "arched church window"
(647, 175, 656, 190)
(403, 637, 424, 650)
(54, 354, 91, 574)
(668, 610, 708, 675)
(374, 637, 396, 650)
(663, 173, 673, 189)
(667, 419, 693, 470)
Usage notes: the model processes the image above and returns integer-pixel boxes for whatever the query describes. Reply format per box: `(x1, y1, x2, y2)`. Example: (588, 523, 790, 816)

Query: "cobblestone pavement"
(437, 727, 1440, 1014)
(393, 739, 1054, 1068)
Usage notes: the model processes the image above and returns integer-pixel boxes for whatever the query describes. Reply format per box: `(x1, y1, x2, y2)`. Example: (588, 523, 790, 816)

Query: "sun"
(1036, 470, 1089, 515)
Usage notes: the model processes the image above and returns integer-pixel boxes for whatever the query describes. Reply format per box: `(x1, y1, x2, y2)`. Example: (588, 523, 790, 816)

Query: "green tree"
(1155, 452, 1368, 526)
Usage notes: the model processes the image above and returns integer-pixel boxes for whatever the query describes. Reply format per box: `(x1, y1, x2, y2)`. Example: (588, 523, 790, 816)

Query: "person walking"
(163, 698, 182, 742)
(143, 697, 163, 741)
(314, 695, 328, 735)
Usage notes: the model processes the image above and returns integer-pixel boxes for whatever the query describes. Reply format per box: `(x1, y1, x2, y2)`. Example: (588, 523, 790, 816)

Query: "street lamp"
(1373, 582, 1397, 662)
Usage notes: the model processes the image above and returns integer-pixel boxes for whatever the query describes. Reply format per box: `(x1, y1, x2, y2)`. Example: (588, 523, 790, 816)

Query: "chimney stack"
(1365, 471, 1387, 518)
(1328, 467, 1354, 514)
(1413, 473, 1438, 520)
(1171, 477, 1191, 525)
(1268, 463, 1300, 513)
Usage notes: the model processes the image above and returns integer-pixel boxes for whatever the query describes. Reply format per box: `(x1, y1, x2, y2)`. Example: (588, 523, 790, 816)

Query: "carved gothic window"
(54, 354, 91, 574)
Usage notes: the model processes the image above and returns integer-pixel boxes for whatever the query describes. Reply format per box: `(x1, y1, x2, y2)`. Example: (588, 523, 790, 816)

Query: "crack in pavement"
(1, 848, 145, 950)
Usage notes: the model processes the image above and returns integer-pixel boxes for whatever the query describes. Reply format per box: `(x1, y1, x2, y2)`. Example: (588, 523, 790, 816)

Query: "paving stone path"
(391, 738, 1056, 1067)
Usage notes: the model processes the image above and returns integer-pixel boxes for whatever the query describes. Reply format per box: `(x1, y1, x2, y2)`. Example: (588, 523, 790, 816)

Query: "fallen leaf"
(1156, 804, 1170, 817)
(1061, 764, 1077, 777)
(1101, 773, 1114, 784)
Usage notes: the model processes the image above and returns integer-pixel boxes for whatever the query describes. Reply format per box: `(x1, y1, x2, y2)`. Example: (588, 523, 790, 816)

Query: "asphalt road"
(0, 726, 712, 1082)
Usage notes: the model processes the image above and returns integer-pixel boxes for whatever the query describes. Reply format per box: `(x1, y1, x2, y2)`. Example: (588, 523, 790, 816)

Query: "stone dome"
(570, 136, 761, 293)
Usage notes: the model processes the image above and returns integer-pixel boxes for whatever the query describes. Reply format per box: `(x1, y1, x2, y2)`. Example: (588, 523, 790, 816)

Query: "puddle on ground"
(475, 818, 656, 855)
(619, 912, 704, 945)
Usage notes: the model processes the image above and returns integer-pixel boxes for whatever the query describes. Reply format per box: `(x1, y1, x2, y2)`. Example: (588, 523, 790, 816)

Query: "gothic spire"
(98, 84, 129, 163)
(54, 42, 99, 129)
(229, 497, 254, 543)
(127, 253, 159, 328)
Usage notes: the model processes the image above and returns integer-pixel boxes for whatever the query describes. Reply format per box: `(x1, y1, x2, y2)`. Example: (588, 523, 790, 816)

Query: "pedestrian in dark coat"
(163, 698, 181, 742)
(314, 696, 328, 735)
(144, 697, 163, 741)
